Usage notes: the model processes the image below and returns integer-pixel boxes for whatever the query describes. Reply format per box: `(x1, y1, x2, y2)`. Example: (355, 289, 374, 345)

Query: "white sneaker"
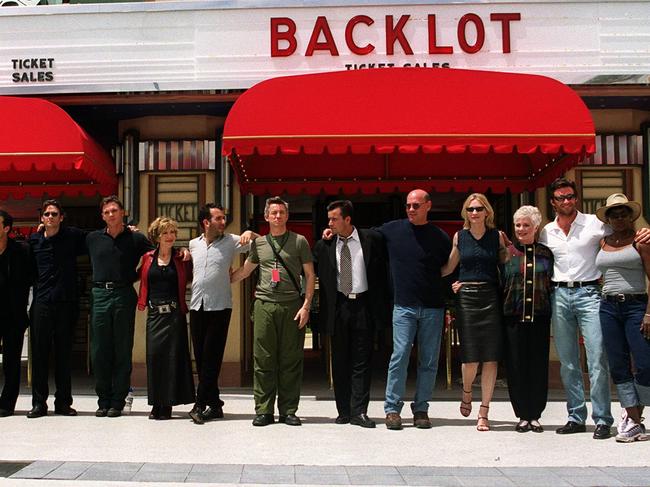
(617, 410, 629, 435)
(615, 421, 649, 443)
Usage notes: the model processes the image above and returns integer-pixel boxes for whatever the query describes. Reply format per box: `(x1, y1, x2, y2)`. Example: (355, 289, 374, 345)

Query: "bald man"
(378, 190, 451, 430)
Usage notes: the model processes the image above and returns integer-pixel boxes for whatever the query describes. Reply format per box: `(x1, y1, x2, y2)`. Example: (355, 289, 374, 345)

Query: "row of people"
(0, 197, 254, 425)
(1, 181, 648, 442)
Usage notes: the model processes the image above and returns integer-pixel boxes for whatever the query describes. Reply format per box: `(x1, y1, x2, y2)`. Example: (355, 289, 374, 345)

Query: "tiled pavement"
(6, 462, 650, 486)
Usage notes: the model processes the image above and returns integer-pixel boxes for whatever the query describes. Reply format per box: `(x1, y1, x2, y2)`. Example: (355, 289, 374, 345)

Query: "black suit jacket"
(313, 228, 390, 336)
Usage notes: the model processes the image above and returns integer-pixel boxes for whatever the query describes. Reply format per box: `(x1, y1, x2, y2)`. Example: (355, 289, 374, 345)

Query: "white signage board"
(0, 0, 648, 94)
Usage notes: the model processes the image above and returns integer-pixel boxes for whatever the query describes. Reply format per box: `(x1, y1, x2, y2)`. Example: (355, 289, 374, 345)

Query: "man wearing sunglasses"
(26, 200, 88, 418)
(540, 177, 649, 439)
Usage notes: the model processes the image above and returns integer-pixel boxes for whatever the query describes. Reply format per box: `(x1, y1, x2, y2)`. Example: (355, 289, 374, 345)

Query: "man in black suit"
(313, 200, 389, 428)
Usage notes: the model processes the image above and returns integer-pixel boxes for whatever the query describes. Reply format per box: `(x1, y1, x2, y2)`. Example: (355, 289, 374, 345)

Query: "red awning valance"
(222, 68, 595, 195)
(0, 96, 117, 200)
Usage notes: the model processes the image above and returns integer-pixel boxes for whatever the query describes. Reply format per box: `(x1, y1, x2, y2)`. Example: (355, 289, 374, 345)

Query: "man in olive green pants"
(231, 196, 315, 427)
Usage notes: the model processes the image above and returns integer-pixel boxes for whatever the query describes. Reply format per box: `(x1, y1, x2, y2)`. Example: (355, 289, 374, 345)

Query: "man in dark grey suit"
(313, 200, 389, 428)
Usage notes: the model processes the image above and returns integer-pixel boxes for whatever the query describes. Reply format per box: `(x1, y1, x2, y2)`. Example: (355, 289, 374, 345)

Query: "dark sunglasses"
(43, 211, 59, 217)
(405, 203, 424, 210)
(553, 194, 576, 202)
(466, 206, 485, 213)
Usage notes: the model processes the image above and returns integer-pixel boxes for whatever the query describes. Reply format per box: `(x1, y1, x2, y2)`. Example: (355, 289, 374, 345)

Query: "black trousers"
(331, 293, 373, 417)
(190, 308, 232, 408)
(30, 300, 78, 409)
(0, 316, 26, 412)
(504, 315, 551, 421)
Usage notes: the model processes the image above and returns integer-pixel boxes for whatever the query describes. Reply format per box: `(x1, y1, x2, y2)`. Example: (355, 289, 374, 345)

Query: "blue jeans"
(551, 286, 613, 426)
(384, 305, 444, 414)
(599, 297, 650, 408)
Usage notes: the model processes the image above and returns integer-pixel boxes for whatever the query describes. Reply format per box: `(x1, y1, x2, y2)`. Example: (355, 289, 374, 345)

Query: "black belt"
(553, 280, 600, 288)
(93, 281, 129, 290)
(603, 293, 647, 303)
(337, 291, 367, 301)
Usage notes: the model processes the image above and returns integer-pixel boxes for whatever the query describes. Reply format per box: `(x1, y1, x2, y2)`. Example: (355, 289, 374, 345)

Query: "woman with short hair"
(595, 194, 650, 442)
(502, 205, 554, 433)
(137, 217, 195, 420)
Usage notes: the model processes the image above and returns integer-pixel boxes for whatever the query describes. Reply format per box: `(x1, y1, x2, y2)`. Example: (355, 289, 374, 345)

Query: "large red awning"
(222, 68, 595, 195)
(0, 96, 117, 200)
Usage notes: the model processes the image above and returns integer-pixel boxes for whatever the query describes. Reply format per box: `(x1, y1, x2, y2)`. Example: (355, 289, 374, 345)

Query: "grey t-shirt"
(189, 233, 249, 311)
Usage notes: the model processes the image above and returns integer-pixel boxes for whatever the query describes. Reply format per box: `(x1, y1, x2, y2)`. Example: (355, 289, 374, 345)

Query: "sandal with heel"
(460, 389, 472, 417)
(477, 404, 490, 431)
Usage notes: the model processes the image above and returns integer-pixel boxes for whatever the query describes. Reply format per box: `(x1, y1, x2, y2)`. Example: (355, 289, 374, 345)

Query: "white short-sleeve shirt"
(539, 211, 611, 282)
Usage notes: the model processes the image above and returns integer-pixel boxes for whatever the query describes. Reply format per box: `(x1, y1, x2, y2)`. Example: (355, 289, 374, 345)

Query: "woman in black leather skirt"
(442, 193, 508, 431)
(137, 217, 195, 420)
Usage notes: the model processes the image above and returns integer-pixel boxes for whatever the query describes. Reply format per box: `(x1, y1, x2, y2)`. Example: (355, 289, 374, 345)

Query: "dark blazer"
(5, 238, 35, 328)
(313, 228, 390, 335)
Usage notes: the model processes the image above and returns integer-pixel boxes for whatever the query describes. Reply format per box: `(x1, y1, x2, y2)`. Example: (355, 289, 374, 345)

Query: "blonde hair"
(461, 193, 495, 229)
(148, 217, 178, 244)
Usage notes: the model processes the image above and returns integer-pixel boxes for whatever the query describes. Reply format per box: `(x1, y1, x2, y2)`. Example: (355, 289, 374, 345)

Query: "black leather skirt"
(456, 282, 503, 363)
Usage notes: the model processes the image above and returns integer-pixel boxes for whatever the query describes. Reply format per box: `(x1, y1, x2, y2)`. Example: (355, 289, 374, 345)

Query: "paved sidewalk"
(0, 393, 648, 486)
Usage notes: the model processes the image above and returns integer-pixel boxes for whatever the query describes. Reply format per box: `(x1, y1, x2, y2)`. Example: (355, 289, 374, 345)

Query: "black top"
(147, 256, 178, 301)
(0, 238, 35, 326)
(377, 219, 452, 308)
(86, 227, 153, 283)
(458, 228, 500, 284)
(0, 252, 9, 316)
(29, 226, 87, 303)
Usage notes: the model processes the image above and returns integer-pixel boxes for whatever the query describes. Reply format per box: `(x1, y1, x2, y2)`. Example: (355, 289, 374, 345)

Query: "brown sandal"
(477, 404, 490, 431)
(460, 389, 472, 417)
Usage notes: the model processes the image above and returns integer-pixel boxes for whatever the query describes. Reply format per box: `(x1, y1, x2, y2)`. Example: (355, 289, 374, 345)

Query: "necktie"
(339, 236, 352, 295)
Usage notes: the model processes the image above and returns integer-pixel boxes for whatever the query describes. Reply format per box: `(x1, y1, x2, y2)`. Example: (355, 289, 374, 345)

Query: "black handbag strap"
(266, 233, 302, 295)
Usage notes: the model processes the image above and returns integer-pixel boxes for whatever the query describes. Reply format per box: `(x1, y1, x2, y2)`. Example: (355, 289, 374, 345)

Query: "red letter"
(386, 15, 413, 55)
(270, 18, 297, 57)
(490, 13, 521, 53)
(345, 15, 375, 55)
(428, 14, 453, 54)
(305, 16, 339, 56)
(457, 13, 485, 54)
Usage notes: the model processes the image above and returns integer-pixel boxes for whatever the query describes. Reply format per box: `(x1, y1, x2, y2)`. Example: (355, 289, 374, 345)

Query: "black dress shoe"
(107, 407, 122, 418)
(556, 421, 586, 434)
(350, 414, 376, 428)
(593, 424, 612, 440)
(189, 405, 205, 425)
(95, 408, 108, 417)
(201, 406, 224, 421)
(0, 408, 14, 417)
(27, 405, 48, 419)
(149, 406, 159, 420)
(279, 414, 302, 426)
(157, 406, 172, 420)
(515, 420, 530, 433)
(335, 415, 350, 424)
(54, 407, 77, 417)
(252, 413, 274, 426)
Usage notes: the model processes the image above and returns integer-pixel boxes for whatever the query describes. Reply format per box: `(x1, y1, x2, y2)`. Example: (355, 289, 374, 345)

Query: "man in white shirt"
(188, 203, 257, 424)
(539, 178, 614, 439)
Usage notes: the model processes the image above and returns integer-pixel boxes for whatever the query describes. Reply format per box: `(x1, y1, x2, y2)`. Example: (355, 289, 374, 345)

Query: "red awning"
(222, 68, 595, 195)
(0, 96, 117, 200)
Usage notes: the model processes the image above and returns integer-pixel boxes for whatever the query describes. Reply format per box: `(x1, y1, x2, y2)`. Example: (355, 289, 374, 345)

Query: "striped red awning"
(0, 96, 117, 200)
(223, 68, 595, 195)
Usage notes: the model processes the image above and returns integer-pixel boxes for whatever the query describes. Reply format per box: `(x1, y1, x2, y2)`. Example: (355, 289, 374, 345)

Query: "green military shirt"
(248, 231, 312, 303)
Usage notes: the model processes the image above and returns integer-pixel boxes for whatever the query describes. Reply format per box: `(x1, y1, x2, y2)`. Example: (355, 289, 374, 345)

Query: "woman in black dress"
(137, 217, 195, 420)
(442, 193, 508, 431)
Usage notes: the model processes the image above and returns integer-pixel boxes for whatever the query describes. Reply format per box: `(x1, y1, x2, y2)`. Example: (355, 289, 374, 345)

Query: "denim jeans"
(384, 305, 444, 414)
(599, 297, 650, 408)
(551, 286, 613, 426)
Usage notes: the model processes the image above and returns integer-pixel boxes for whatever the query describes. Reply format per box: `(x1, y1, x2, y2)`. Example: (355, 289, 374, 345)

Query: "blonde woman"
(442, 193, 508, 431)
(137, 217, 195, 420)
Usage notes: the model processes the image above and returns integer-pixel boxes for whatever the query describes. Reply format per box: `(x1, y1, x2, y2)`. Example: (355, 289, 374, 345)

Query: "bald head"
(405, 189, 432, 225)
